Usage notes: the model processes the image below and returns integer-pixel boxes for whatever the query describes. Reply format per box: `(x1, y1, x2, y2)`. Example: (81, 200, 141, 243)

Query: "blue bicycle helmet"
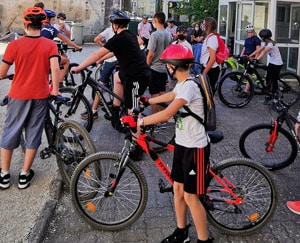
(109, 10, 130, 26)
(45, 9, 56, 18)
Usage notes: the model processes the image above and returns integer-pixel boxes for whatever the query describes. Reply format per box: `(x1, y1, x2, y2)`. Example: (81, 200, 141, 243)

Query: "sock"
(197, 236, 214, 243)
(1, 170, 9, 177)
(20, 170, 29, 176)
(92, 109, 97, 113)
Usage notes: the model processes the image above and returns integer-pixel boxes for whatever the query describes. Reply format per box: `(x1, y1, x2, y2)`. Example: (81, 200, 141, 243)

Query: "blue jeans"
(193, 43, 203, 74)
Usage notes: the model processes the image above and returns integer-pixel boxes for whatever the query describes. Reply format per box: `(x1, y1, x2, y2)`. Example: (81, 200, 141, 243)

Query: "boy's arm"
(50, 56, 60, 96)
(57, 33, 81, 51)
(0, 62, 10, 79)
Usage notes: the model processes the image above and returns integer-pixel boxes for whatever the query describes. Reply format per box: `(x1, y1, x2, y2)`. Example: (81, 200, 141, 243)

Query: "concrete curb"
(27, 172, 63, 243)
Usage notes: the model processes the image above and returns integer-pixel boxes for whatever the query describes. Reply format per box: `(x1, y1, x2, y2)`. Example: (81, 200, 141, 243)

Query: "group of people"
(0, 5, 299, 243)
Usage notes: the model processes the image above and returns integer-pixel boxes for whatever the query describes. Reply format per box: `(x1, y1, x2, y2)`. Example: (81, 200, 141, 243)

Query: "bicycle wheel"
(239, 124, 297, 170)
(205, 158, 277, 235)
(70, 152, 148, 231)
(58, 87, 93, 132)
(55, 120, 96, 188)
(278, 72, 300, 106)
(218, 71, 254, 108)
(64, 63, 85, 86)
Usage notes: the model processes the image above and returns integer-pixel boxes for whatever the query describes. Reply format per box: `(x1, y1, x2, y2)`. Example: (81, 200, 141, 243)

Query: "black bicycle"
(59, 66, 176, 147)
(70, 105, 277, 235)
(218, 57, 300, 108)
(239, 88, 300, 170)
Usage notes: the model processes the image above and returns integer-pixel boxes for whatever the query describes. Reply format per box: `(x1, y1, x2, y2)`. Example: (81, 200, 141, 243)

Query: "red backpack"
(207, 33, 229, 64)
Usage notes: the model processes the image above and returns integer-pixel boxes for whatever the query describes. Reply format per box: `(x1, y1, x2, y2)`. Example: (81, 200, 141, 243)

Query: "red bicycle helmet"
(22, 7, 47, 26)
(160, 44, 194, 66)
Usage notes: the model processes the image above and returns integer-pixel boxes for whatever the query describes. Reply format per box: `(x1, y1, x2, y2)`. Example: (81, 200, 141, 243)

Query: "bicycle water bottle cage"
(266, 121, 278, 152)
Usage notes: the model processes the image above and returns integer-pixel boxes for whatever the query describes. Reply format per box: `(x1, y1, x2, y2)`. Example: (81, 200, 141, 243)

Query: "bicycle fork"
(265, 121, 278, 152)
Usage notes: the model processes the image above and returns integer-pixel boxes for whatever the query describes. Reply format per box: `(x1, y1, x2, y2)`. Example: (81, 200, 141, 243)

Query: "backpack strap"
(182, 76, 208, 126)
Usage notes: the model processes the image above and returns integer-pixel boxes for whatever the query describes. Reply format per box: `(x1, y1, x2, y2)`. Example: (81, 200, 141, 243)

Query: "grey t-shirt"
(147, 29, 172, 73)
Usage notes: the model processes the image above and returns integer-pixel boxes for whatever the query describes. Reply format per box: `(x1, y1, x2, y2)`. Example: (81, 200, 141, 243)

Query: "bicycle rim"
(55, 120, 96, 187)
(206, 158, 277, 235)
(239, 124, 297, 170)
(278, 72, 300, 106)
(218, 71, 254, 108)
(58, 87, 93, 132)
(70, 152, 148, 231)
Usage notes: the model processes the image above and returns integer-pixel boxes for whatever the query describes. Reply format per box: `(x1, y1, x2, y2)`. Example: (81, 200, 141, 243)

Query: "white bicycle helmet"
(245, 24, 254, 32)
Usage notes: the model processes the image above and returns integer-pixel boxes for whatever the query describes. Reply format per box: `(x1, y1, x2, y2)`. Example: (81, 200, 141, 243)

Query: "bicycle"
(70, 105, 277, 235)
(217, 57, 300, 108)
(12, 94, 95, 188)
(239, 88, 300, 170)
(59, 66, 176, 147)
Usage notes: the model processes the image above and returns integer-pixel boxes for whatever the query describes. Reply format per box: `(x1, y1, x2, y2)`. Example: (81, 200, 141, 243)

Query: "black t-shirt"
(104, 30, 150, 81)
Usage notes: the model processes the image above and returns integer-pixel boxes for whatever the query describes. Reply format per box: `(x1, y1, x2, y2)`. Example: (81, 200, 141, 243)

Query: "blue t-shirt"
(41, 25, 59, 40)
(244, 36, 261, 55)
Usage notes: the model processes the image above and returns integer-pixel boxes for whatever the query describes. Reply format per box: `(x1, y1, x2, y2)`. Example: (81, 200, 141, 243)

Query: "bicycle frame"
(107, 128, 246, 206)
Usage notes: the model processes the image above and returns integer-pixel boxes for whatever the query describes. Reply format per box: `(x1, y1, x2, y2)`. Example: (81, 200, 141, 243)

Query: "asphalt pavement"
(1, 43, 300, 243)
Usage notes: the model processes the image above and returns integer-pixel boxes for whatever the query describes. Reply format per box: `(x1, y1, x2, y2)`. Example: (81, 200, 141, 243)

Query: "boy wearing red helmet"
(0, 7, 60, 189)
(122, 44, 213, 243)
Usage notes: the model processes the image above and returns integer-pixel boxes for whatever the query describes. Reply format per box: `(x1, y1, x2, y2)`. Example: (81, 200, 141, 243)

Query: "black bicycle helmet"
(109, 10, 130, 26)
(259, 29, 272, 40)
(160, 44, 194, 67)
(45, 9, 56, 18)
(22, 7, 47, 27)
(57, 12, 66, 20)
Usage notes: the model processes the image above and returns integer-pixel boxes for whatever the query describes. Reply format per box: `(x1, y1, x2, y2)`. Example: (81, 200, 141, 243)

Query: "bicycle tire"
(64, 63, 85, 86)
(239, 124, 297, 170)
(58, 87, 94, 132)
(205, 158, 277, 235)
(55, 120, 96, 188)
(70, 152, 148, 231)
(218, 71, 254, 108)
(278, 72, 300, 106)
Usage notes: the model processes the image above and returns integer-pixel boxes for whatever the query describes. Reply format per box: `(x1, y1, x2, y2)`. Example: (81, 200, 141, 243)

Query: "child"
(122, 44, 213, 243)
(71, 10, 151, 161)
(191, 21, 204, 74)
(0, 7, 60, 189)
(237, 24, 261, 98)
(255, 29, 283, 104)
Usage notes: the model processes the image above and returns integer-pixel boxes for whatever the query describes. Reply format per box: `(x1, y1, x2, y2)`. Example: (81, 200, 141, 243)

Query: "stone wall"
(0, 0, 117, 42)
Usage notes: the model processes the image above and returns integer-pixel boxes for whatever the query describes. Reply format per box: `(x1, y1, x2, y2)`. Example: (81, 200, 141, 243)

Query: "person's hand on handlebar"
(70, 66, 81, 74)
(138, 95, 150, 107)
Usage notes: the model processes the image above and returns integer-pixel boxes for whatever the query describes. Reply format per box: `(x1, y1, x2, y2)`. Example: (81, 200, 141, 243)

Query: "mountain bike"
(0, 75, 96, 187)
(70, 105, 277, 235)
(239, 88, 300, 170)
(59, 66, 176, 147)
(217, 57, 300, 108)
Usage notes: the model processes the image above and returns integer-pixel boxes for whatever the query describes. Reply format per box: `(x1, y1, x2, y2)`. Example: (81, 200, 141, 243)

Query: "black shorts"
(171, 143, 210, 195)
(149, 69, 167, 95)
(122, 72, 150, 109)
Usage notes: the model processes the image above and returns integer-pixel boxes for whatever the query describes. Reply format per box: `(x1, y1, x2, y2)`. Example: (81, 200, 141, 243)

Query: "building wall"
(0, 0, 121, 42)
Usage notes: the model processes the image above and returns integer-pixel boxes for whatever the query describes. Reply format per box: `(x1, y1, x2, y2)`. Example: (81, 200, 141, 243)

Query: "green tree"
(175, 0, 218, 24)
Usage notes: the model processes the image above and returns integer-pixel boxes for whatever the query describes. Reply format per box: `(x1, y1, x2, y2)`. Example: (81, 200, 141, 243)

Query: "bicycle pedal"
(40, 148, 51, 159)
(104, 113, 111, 121)
(158, 178, 173, 193)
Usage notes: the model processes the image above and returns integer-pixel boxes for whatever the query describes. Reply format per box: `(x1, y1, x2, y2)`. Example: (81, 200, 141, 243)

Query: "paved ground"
(1, 43, 300, 243)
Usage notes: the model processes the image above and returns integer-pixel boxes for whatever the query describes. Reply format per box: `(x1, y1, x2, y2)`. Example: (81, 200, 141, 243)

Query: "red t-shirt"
(2, 36, 59, 99)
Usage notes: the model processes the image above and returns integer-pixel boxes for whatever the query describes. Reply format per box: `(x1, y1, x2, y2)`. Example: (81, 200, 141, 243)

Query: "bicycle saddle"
(207, 131, 223, 144)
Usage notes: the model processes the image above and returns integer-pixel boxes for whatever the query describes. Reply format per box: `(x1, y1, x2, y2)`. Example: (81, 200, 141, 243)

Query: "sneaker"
(287, 201, 300, 215)
(18, 169, 35, 189)
(0, 169, 10, 189)
(237, 92, 249, 98)
(263, 95, 272, 105)
(161, 225, 190, 243)
(129, 145, 144, 161)
(81, 111, 98, 120)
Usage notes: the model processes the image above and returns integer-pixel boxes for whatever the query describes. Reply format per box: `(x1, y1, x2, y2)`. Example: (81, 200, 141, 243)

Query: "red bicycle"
(70, 105, 277, 235)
